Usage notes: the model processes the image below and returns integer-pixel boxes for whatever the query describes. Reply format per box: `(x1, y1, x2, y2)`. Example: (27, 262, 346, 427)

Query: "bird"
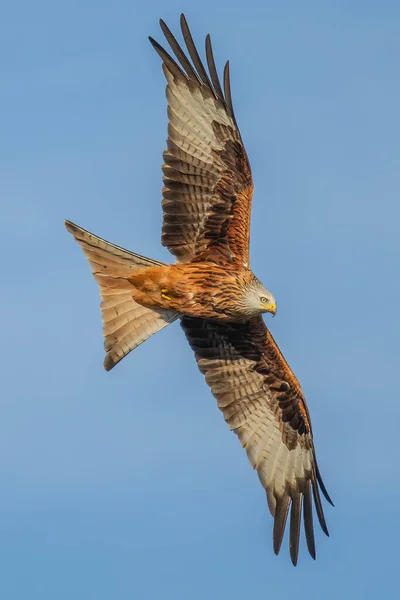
(65, 14, 333, 566)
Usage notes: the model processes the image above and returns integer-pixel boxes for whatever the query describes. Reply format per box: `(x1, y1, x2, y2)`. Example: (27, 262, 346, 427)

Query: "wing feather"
(289, 494, 302, 566)
(205, 34, 225, 102)
(273, 495, 291, 556)
(150, 15, 253, 265)
(159, 19, 201, 83)
(180, 14, 214, 89)
(223, 61, 238, 128)
(303, 480, 316, 559)
(181, 315, 332, 565)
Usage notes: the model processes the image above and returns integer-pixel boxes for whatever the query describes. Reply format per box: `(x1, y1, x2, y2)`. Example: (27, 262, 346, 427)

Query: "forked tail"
(65, 220, 179, 370)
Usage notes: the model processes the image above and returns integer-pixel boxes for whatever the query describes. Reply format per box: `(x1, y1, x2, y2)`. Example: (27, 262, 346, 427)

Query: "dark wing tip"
(303, 481, 316, 560)
(223, 60, 238, 128)
(149, 35, 187, 81)
(205, 33, 225, 102)
(179, 14, 213, 90)
(312, 478, 330, 537)
(159, 18, 200, 82)
(151, 15, 241, 132)
(316, 463, 334, 506)
(273, 497, 290, 557)
(274, 479, 330, 564)
(289, 494, 302, 566)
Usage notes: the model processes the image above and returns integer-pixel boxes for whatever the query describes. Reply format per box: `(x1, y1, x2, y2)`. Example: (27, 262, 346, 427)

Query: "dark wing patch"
(150, 15, 253, 265)
(181, 315, 332, 565)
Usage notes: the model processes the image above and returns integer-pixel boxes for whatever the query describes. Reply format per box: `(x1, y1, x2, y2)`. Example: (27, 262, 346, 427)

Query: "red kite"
(65, 14, 332, 565)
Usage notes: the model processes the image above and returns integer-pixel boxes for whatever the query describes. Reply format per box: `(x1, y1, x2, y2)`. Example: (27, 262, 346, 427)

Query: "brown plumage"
(65, 14, 332, 566)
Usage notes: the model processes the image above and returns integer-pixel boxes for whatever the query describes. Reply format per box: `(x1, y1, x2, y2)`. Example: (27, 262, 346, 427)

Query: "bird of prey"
(65, 14, 332, 565)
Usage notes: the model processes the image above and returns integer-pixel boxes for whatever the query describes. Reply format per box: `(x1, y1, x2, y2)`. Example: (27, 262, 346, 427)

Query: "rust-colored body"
(129, 262, 257, 321)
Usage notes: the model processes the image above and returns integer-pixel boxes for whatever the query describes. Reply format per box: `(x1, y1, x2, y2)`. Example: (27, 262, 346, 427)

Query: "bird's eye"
(260, 297, 268, 303)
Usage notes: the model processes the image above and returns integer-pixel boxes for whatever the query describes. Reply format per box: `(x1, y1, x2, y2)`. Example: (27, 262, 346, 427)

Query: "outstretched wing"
(149, 15, 253, 266)
(181, 315, 332, 566)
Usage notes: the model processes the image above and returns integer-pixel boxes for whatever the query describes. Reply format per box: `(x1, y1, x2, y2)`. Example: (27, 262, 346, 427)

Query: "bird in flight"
(65, 14, 332, 565)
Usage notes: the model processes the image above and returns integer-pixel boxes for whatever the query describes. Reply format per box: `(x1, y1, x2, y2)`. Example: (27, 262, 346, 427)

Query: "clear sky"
(1, 1, 400, 598)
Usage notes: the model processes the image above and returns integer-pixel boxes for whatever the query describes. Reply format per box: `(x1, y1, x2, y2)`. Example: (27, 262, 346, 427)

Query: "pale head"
(239, 278, 277, 318)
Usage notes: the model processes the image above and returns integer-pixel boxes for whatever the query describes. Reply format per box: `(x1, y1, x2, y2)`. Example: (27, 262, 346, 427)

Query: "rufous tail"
(65, 220, 179, 370)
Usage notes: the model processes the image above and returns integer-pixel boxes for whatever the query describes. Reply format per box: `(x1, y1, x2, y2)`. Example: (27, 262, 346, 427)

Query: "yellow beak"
(265, 302, 277, 316)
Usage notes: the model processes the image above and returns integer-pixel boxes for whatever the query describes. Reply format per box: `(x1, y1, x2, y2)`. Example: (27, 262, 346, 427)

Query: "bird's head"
(240, 278, 277, 318)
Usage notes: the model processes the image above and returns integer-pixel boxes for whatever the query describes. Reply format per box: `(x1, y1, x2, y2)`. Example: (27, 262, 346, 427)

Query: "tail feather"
(65, 220, 179, 370)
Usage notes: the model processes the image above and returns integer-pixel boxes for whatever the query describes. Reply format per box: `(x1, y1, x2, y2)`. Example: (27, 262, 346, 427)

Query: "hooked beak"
(266, 302, 277, 316)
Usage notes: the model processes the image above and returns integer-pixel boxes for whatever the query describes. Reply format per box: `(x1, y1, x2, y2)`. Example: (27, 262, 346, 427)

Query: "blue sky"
(1, 1, 400, 598)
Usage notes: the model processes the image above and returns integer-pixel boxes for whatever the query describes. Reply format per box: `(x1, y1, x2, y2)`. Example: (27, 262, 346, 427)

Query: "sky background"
(1, 1, 400, 598)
